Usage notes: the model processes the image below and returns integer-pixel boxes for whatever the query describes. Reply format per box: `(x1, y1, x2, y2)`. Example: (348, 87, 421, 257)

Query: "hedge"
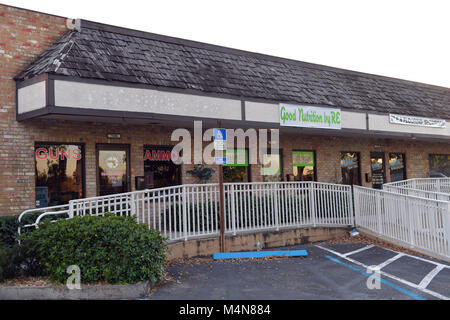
(20, 213, 167, 284)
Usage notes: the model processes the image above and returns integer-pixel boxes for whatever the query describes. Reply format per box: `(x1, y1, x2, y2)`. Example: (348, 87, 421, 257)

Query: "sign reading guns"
(280, 104, 342, 130)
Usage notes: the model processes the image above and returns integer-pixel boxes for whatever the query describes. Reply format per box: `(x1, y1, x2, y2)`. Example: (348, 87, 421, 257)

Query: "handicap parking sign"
(214, 157, 227, 165)
(213, 128, 227, 151)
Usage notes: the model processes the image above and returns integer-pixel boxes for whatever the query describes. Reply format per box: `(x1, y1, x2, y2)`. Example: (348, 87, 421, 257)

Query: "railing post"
(274, 184, 280, 231)
(130, 193, 136, 220)
(444, 202, 450, 258)
(348, 186, 355, 226)
(231, 184, 236, 236)
(353, 187, 359, 227)
(68, 201, 74, 219)
(376, 191, 382, 234)
(182, 185, 188, 241)
(407, 197, 415, 247)
(310, 182, 316, 227)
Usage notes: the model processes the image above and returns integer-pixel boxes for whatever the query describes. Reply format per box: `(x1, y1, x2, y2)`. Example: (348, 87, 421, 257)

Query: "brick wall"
(0, 4, 68, 216)
(1, 4, 449, 217)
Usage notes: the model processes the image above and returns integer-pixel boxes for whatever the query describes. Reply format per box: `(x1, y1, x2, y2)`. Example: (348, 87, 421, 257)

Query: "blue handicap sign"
(214, 157, 227, 165)
(213, 128, 226, 141)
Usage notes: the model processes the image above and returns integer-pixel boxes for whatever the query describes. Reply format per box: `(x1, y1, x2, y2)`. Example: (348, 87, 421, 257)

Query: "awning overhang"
(16, 74, 450, 142)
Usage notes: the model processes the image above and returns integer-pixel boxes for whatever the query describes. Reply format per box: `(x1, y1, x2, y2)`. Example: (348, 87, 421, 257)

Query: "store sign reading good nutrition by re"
(279, 104, 342, 129)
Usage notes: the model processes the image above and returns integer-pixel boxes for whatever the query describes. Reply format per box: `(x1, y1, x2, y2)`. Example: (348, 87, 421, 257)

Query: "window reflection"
(429, 154, 450, 177)
(341, 152, 361, 185)
(389, 153, 406, 182)
(262, 152, 282, 182)
(223, 149, 249, 183)
(98, 150, 128, 196)
(35, 144, 84, 207)
(292, 151, 316, 181)
(143, 146, 181, 189)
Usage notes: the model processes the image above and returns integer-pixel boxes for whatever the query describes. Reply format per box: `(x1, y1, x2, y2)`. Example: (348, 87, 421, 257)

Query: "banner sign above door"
(280, 104, 341, 130)
(389, 114, 446, 128)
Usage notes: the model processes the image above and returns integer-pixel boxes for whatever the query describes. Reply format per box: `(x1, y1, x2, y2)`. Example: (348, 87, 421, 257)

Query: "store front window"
(429, 154, 450, 177)
(144, 145, 181, 189)
(292, 151, 316, 181)
(223, 149, 250, 182)
(262, 150, 283, 182)
(389, 153, 406, 182)
(340, 152, 361, 185)
(35, 143, 84, 208)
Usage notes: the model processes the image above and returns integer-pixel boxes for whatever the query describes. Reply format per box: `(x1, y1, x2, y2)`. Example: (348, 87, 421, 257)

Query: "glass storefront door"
(370, 152, 385, 189)
(97, 144, 130, 196)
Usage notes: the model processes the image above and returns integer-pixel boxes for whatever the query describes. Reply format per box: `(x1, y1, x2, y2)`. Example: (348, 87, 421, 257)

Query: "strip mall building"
(0, 4, 449, 216)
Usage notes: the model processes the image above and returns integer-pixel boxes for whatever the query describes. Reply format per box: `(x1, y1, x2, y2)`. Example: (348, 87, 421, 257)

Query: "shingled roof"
(16, 20, 450, 120)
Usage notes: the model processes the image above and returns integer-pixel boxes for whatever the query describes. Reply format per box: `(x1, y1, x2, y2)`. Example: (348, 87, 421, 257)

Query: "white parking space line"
(342, 245, 374, 257)
(316, 245, 449, 300)
(419, 265, 446, 290)
(378, 247, 450, 269)
(375, 253, 404, 270)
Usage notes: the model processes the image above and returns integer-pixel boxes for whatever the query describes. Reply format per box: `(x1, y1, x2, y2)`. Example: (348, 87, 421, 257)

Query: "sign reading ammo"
(280, 104, 341, 130)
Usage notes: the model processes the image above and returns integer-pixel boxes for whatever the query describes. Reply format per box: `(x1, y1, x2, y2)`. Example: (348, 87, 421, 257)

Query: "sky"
(2, 0, 450, 88)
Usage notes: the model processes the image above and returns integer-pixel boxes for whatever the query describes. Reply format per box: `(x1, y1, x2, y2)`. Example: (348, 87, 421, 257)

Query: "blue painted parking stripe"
(325, 255, 427, 300)
(213, 250, 308, 260)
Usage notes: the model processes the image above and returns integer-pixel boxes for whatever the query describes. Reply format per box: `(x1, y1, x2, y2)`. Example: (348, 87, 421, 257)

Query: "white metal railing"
(384, 178, 450, 194)
(383, 185, 450, 202)
(354, 186, 450, 260)
(383, 178, 450, 202)
(18, 182, 354, 242)
(223, 181, 353, 235)
(18, 204, 70, 236)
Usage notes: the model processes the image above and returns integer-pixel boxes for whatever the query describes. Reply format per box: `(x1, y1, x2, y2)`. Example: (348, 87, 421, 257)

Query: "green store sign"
(280, 104, 342, 130)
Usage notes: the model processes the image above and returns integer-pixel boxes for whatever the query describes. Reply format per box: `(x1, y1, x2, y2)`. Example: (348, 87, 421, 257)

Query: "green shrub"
(0, 215, 19, 247)
(0, 242, 50, 282)
(20, 213, 167, 284)
(0, 244, 7, 282)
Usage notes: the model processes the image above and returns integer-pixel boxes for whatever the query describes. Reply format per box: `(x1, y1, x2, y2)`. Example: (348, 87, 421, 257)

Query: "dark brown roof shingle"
(16, 20, 450, 120)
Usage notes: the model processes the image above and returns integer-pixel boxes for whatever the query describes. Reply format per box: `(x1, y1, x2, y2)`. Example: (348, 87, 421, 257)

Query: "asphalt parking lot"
(148, 242, 450, 300)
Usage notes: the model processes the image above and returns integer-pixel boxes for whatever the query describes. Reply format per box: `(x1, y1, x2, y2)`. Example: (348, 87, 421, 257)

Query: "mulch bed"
(0, 277, 57, 287)
(0, 277, 119, 287)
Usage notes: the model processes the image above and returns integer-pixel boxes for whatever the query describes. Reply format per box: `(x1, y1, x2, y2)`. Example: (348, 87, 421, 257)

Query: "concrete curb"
(0, 281, 152, 300)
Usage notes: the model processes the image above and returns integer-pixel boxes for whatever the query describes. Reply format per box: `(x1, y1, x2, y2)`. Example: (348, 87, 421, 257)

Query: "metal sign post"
(214, 122, 226, 252)
(218, 160, 225, 252)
